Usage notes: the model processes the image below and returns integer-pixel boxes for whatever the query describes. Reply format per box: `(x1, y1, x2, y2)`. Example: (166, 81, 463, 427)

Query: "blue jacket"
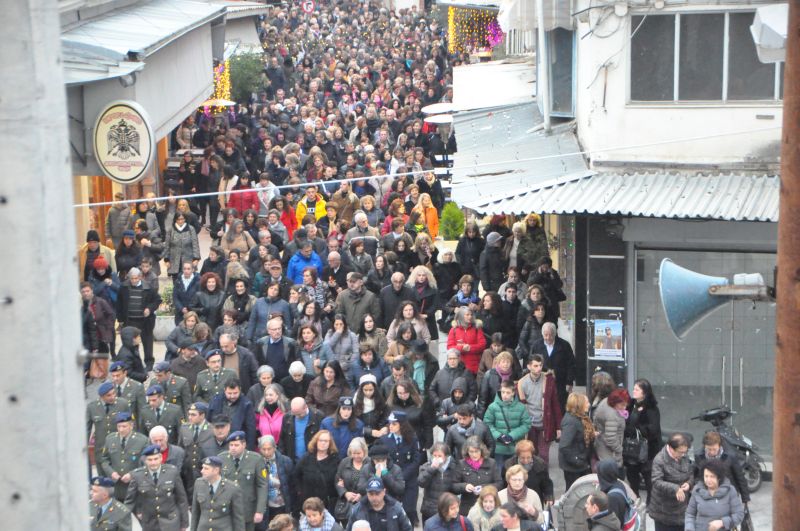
(424, 514, 475, 531)
(287, 251, 323, 284)
(347, 357, 390, 390)
(247, 296, 294, 342)
(208, 394, 257, 450)
(379, 433, 422, 483)
(321, 416, 364, 455)
(346, 495, 412, 531)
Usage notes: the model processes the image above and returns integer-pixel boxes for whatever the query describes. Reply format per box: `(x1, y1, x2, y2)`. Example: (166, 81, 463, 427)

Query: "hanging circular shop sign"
(93, 100, 155, 184)
(301, 0, 315, 14)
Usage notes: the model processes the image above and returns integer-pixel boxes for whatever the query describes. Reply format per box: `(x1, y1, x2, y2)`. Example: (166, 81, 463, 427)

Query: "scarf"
(299, 510, 337, 531)
(465, 457, 483, 471)
(265, 402, 279, 415)
(496, 365, 513, 382)
(507, 485, 528, 504)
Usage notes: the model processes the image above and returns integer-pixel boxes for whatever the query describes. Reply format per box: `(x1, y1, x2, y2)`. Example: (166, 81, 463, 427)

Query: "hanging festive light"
(447, 6, 504, 54)
(203, 60, 231, 115)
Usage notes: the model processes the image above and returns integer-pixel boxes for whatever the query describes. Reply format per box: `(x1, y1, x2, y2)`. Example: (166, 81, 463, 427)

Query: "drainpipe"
(536, 0, 551, 132)
(774, 2, 799, 528)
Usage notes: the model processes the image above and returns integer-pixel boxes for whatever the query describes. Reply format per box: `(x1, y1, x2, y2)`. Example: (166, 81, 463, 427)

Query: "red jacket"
(280, 208, 298, 238)
(228, 187, 258, 214)
(518, 371, 563, 442)
(447, 324, 487, 374)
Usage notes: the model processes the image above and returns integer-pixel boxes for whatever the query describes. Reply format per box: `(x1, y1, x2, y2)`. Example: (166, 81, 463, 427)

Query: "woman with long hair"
(297, 324, 334, 376)
(379, 409, 423, 526)
(221, 219, 256, 255)
(190, 272, 226, 331)
(353, 373, 388, 444)
(291, 300, 331, 340)
(386, 300, 431, 344)
(256, 383, 288, 444)
(477, 292, 509, 343)
(165, 311, 199, 361)
(269, 195, 297, 239)
(306, 360, 351, 416)
(625, 378, 662, 502)
(323, 314, 360, 375)
(558, 392, 594, 490)
(366, 254, 393, 294)
(300, 267, 330, 309)
(356, 313, 388, 361)
(320, 397, 364, 457)
(293, 430, 341, 512)
(455, 222, 485, 280)
(406, 264, 440, 347)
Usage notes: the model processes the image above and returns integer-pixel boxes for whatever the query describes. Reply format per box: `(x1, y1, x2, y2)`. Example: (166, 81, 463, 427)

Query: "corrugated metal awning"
(464, 172, 780, 222)
(450, 101, 590, 206)
(62, 0, 226, 62)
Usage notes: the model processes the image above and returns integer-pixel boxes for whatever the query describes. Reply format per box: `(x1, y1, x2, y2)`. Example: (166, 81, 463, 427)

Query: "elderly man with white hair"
(529, 322, 576, 413)
(147, 425, 187, 469)
(258, 435, 294, 517)
(345, 211, 381, 258)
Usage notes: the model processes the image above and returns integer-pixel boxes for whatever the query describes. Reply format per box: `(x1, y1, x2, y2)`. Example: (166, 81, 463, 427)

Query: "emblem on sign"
(94, 100, 155, 184)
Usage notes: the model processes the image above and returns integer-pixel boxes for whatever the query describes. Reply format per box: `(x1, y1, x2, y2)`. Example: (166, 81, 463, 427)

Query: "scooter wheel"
(744, 457, 762, 493)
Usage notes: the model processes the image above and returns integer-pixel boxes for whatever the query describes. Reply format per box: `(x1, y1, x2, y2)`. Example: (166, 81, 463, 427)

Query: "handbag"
(737, 504, 753, 531)
(334, 497, 354, 521)
(622, 428, 648, 465)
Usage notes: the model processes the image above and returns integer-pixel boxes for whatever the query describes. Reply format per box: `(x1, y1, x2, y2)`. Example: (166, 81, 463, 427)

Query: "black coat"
(528, 269, 564, 320)
(294, 452, 341, 510)
(172, 273, 200, 321)
(116, 282, 161, 328)
(190, 288, 226, 330)
(479, 246, 506, 293)
(530, 337, 576, 411)
(279, 408, 325, 461)
(625, 400, 662, 460)
(418, 460, 459, 517)
(410, 282, 440, 340)
(502, 455, 554, 503)
(558, 413, 591, 473)
(455, 236, 484, 277)
(453, 457, 501, 515)
(378, 285, 416, 330)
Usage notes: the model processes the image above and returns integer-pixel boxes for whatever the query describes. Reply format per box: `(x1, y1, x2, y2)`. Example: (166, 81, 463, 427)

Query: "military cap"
(109, 361, 127, 373)
(189, 402, 209, 414)
(339, 396, 354, 408)
(146, 385, 164, 396)
(203, 456, 223, 468)
(115, 411, 133, 423)
(141, 445, 161, 456)
(154, 361, 171, 373)
(211, 414, 231, 427)
(205, 349, 222, 361)
(98, 382, 115, 396)
(92, 477, 115, 488)
(226, 431, 246, 443)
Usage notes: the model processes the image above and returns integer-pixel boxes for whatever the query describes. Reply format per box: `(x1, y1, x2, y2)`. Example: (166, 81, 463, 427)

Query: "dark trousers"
(626, 460, 653, 503)
(563, 468, 590, 491)
(126, 318, 154, 367)
(402, 477, 419, 525)
(654, 522, 684, 531)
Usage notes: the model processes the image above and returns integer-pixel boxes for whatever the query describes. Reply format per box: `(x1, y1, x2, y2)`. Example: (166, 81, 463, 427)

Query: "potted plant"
(153, 284, 176, 341)
(440, 201, 465, 241)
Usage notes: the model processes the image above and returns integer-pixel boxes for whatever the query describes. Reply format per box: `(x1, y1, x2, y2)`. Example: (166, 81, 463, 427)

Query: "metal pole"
(535, 0, 551, 132)
(0, 0, 87, 528)
(774, 2, 800, 528)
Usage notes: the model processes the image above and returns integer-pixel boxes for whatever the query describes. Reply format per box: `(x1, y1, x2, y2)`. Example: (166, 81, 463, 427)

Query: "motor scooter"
(691, 406, 766, 493)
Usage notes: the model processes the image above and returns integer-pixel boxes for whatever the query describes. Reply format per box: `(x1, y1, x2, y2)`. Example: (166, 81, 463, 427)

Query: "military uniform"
(138, 402, 183, 443)
(87, 399, 129, 450)
(219, 450, 268, 530)
(193, 368, 237, 403)
(90, 499, 132, 531)
(117, 379, 147, 419)
(97, 431, 149, 500)
(191, 477, 246, 531)
(179, 421, 215, 488)
(162, 374, 192, 416)
(124, 463, 189, 531)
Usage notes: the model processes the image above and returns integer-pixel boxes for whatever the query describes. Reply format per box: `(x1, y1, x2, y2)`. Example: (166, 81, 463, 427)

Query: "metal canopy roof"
(465, 172, 780, 222)
(450, 101, 590, 206)
(61, 0, 226, 62)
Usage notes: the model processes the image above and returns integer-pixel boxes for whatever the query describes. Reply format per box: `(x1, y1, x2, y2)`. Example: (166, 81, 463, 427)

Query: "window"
(548, 28, 575, 117)
(630, 12, 784, 102)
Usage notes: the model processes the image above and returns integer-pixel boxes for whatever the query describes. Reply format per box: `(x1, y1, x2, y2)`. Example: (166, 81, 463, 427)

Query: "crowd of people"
(79, 1, 752, 530)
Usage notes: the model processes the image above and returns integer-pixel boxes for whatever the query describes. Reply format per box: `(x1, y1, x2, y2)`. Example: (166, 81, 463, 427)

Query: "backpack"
(607, 487, 642, 531)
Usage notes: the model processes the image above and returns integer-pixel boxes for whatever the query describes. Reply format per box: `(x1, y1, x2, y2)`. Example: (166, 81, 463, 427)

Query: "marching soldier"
(110, 361, 146, 420)
(124, 444, 189, 531)
(90, 476, 132, 531)
(219, 431, 268, 531)
(139, 385, 182, 443)
(152, 361, 192, 417)
(87, 382, 130, 452)
(179, 402, 214, 497)
(191, 456, 246, 531)
(194, 350, 237, 403)
(98, 412, 148, 501)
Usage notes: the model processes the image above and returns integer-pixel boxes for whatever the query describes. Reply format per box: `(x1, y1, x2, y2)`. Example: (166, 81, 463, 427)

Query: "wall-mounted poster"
(592, 319, 623, 360)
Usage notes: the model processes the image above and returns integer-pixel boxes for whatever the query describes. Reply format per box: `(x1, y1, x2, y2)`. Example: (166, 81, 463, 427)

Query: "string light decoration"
(447, 6, 503, 54)
(204, 60, 231, 115)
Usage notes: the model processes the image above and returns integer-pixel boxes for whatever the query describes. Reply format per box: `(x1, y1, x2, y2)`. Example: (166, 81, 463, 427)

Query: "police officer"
(191, 456, 246, 531)
(110, 361, 146, 419)
(179, 402, 214, 496)
(152, 361, 192, 417)
(98, 412, 148, 501)
(87, 382, 130, 452)
(139, 385, 183, 443)
(219, 431, 268, 531)
(194, 350, 237, 403)
(90, 476, 132, 531)
(124, 444, 189, 531)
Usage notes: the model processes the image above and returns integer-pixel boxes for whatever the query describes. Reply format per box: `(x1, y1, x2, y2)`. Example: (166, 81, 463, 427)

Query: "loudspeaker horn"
(659, 259, 772, 340)
(659, 259, 729, 340)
